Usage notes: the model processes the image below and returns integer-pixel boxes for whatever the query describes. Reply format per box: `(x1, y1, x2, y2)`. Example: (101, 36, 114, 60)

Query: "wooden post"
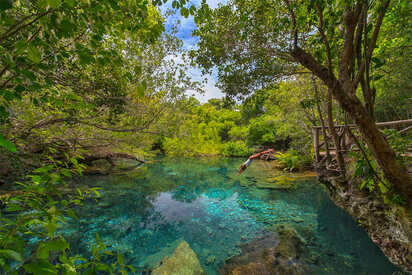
(313, 127, 320, 166)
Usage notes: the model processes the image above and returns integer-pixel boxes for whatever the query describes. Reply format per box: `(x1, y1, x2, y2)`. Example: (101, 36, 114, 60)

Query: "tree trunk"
(326, 88, 346, 176)
(292, 46, 412, 201)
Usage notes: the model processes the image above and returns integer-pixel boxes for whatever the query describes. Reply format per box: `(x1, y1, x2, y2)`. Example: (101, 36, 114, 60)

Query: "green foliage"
(0, 0, 164, 122)
(162, 99, 245, 157)
(240, 89, 268, 121)
(222, 141, 252, 157)
(0, 152, 133, 274)
(163, 76, 317, 158)
(373, 2, 412, 122)
(0, 0, 198, 273)
(0, 134, 16, 153)
(247, 115, 278, 147)
(275, 150, 312, 172)
(349, 129, 411, 205)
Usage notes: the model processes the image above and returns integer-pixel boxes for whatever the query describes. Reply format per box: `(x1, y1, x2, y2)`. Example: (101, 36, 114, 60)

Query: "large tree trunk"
(292, 46, 412, 201)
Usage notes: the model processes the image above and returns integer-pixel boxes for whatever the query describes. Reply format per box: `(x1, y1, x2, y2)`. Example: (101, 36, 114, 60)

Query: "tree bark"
(326, 88, 346, 176)
(291, 46, 412, 201)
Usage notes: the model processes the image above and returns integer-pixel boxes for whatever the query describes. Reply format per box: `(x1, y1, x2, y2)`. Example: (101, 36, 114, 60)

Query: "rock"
(201, 248, 211, 257)
(139, 239, 182, 271)
(221, 226, 309, 275)
(152, 240, 205, 275)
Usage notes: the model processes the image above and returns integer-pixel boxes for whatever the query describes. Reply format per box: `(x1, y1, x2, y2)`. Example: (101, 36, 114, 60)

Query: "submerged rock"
(257, 175, 297, 190)
(138, 239, 182, 271)
(220, 226, 309, 275)
(152, 240, 205, 275)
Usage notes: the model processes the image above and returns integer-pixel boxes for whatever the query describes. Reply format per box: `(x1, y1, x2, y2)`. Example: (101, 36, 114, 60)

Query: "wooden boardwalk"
(312, 119, 412, 174)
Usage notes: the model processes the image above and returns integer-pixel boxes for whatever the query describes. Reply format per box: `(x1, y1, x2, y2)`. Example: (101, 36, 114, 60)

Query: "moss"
(258, 175, 297, 190)
(152, 240, 205, 275)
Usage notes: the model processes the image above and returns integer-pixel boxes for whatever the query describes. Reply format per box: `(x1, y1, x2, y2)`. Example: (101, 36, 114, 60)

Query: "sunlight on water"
(60, 157, 399, 274)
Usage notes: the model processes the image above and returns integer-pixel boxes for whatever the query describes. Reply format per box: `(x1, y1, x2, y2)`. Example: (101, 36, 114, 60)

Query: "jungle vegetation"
(0, 0, 410, 273)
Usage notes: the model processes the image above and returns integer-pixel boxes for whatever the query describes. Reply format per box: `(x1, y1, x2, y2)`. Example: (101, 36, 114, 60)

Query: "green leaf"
(6, 203, 24, 212)
(37, 244, 49, 260)
(378, 182, 388, 194)
(95, 263, 110, 271)
(0, 133, 17, 153)
(172, 0, 178, 9)
(127, 265, 136, 273)
(0, 249, 23, 262)
(67, 208, 78, 219)
(27, 45, 42, 64)
(137, 84, 145, 97)
(92, 189, 100, 198)
(22, 69, 36, 81)
(189, 5, 196, 15)
(360, 180, 367, 190)
(23, 261, 58, 275)
(60, 19, 76, 36)
(47, 0, 62, 8)
(181, 7, 189, 18)
(14, 40, 27, 55)
(47, 238, 69, 251)
(64, 0, 76, 7)
(117, 252, 124, 265)
(33, 165, 54, 174)
(0, 0, 13, 11)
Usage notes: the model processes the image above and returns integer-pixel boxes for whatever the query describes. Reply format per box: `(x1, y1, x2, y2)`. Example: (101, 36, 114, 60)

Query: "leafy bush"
(228, 126, 248, 141)
(247, 116, 277, 146)
(349, 129, 411, 204)
(222, 141, 252, 157)
(275, 150, 312, 172)
(0, 155, 133, 274)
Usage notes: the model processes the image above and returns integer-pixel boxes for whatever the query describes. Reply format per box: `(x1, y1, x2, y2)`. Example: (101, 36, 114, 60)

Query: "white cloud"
(159, 0, 228, 102)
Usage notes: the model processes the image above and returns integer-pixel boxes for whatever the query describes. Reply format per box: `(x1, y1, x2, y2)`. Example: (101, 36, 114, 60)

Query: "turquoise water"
(62, 157, 399, 274)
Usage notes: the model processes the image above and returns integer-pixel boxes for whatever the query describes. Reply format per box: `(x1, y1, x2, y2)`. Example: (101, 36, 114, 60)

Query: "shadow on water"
(57, 157, 400, 275)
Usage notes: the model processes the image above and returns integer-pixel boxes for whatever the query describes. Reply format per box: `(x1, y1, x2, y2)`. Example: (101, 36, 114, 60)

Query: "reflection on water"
(60, 157, 399, 274)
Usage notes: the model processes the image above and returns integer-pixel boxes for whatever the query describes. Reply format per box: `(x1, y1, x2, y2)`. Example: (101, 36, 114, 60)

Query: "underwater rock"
(220, 226, 309, 275)
(138, 239, 182, 271)
(292, 217, 304, 223)
(256, 175, 297, 190)
(201, 248, 211, 257)
(152, 240, 205, 275)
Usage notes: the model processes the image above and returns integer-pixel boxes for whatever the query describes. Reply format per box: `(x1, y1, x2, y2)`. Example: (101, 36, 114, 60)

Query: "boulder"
(220, 227, 308, 275)
(152, 240, 205, 275)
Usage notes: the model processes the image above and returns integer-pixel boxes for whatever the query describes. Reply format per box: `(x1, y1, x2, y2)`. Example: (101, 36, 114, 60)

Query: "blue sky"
(159, 0, 225, 102)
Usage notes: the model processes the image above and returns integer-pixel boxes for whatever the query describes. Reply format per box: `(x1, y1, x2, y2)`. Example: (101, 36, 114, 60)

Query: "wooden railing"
(312, 119, 412, 172)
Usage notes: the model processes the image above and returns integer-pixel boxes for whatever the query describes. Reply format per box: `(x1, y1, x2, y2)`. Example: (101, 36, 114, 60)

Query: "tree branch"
(0, 9, 54, 43)
(316, 3, 332, 72)
(284, 0, 298, 47)
(353, 0, 390, 91)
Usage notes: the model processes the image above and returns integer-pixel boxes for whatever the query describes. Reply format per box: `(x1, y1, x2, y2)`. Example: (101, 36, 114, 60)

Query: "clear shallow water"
(62, 157, 399, 274)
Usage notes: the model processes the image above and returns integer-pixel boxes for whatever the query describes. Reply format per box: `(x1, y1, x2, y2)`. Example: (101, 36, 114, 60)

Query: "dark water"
(60, 157, 399, 274)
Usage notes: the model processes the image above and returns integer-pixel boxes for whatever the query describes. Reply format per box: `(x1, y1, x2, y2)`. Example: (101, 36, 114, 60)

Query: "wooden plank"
(312, 119, 412, 129)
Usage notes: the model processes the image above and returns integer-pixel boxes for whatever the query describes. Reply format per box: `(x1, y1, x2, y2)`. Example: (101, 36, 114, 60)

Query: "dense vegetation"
(0, 0, 410, 273)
